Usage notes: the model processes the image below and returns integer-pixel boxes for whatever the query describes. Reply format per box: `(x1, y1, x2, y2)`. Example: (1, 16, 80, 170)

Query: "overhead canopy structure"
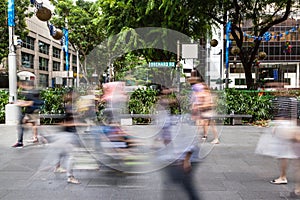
(17, 71, 36, 81)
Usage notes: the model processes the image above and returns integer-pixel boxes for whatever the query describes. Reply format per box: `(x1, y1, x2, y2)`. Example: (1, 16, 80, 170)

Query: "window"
(22, 36, 35, 50)
(39, 74, 48, 87)
(235, 79, 247, 85)
(53, 61, 60, 71)
(39, 57, 49, 71)
(53, 47, 61, 59)
(21, 52, 34, 69)
(72, 54, 77, 65)
(73, 66, 77, 74)
(284, 78, 291, 85)
(38, 41, 50, 55)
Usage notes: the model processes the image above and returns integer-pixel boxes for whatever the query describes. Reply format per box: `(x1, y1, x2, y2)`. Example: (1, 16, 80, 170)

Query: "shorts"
(23, 113, 40, 125)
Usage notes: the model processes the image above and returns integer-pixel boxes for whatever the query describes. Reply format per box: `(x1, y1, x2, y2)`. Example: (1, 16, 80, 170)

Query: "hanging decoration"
(47, 22, 63, 40)
(258, 51, 267, 60)
(231, 46, 240, 55)
(243, 26, 298, 42)
(210, 39, 218, 47)
(30, 0, 63, 41)
(283, 41, 292, 54)
(30, 0, 52, 21)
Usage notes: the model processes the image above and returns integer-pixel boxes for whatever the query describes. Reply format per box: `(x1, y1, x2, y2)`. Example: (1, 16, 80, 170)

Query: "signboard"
(149, 62, 176, 68)
(182, 44, 198, 59)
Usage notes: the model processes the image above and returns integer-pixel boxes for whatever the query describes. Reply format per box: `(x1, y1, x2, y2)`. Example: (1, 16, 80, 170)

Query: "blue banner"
(8, 0, 15, 27)
(63, 28, 69, 71)
(225, 22, 232, 70)
(273, 69, 278, 80)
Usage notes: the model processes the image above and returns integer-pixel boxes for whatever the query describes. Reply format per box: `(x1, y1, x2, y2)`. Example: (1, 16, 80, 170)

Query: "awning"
(17, 71, 36, 81)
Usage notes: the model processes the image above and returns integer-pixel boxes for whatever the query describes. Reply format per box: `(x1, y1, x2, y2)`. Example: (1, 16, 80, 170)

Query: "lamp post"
(5, 0, 20, 125)
(214, 49, 223, 90)
(177, 40, 181, 92)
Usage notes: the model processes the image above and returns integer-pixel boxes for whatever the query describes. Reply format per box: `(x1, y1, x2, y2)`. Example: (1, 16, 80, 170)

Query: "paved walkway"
(0, 124, 298, 200)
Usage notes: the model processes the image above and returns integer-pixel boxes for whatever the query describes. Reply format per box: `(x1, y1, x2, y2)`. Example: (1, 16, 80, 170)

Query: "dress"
(255, 96, 299, 159)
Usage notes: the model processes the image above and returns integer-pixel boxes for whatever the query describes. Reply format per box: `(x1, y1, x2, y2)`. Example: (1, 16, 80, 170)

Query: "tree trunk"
(244, 62, 254, 89)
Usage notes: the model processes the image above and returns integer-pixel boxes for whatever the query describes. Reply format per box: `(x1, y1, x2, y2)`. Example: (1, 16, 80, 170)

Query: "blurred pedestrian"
(160, 125, 201, 200)
(269, 93, 298, 185)
(76, 87, 98, 131)
(290, 132, 300, 198)
(188, 71, 219, 144)
(155, 87, 202, 200)
(12, 80, 43, 148)
(255, 91, 298, 185)
(100, 81, 128, 125)
(41, 89, 80, 184)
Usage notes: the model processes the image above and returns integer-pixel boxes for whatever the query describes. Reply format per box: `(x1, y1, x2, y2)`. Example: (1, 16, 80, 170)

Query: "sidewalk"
(0, 124, 297, 200)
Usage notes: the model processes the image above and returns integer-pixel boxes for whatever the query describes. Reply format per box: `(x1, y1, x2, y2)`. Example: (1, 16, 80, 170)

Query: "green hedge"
(216, 89, 274, 123)
(0, 90, 9, 123)
(0, 88, 299, 125)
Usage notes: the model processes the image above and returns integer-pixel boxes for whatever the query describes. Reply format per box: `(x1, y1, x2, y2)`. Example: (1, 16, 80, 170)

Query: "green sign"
(149, 62, 176, 68)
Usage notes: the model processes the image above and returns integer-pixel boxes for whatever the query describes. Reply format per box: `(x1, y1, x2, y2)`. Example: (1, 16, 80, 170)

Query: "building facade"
(16, 14, 78, 88)
(228, 17, 300, 89)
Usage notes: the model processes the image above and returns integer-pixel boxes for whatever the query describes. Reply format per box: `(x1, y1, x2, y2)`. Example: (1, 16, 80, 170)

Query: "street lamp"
(214, 49, 223, 90)
(5, 0, 20, 125)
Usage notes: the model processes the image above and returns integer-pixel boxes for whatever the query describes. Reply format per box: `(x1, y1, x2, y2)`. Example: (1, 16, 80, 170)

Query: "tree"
(49, 0, 105, 82)
(0, 0, 33, 66)
(93, 0, 213, 68)
(201, 0, 299, 89)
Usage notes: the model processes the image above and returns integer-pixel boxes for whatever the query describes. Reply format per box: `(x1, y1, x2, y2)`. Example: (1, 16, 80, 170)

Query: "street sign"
(149, 62, 176, 68)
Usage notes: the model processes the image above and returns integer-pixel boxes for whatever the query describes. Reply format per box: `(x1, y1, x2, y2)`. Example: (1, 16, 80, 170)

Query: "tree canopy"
(49, 0, 105, 81)
(93, 0, 213, 62)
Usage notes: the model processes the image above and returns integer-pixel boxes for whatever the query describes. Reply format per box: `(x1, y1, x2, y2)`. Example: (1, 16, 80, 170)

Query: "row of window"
(22, 36, 75, 60)
(234, 78, 291, 86)
(21, 52, 77, 71)
(230, 64, 298, 73)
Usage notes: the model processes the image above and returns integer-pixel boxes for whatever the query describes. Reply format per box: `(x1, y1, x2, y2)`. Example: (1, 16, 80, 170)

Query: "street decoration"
(283, 41, 292, 54)
(243, 26, 298, 42)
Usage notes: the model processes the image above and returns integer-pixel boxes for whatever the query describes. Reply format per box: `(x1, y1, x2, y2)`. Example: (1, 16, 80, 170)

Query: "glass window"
(53, 61, 60, 71)
(53, 47, 61, 59)
(235, 78, 247, 85)
(38, 41, 50, 55)
(284, 78, 291, 85)
(72, 54, 77, 65)
(39, 57, 49, 71)
(21, 52, 34, 69)
(39, 74, 48, 87)
(22, 36, 35, 50)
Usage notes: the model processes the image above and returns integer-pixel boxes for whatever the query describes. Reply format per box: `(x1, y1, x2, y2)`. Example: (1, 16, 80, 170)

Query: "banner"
(63, 28, 69, 71)
(8, 0, 15, 27)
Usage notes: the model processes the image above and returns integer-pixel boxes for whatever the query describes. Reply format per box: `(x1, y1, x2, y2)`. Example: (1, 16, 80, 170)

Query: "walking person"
(188, 71, 219, 144)
(158, 123, 201, 200)
(289, 133, 300, 198)
(39, 89, 80, 184)
(154, 87, 202, 200)
(255, 90, 298, 185)
(12, 80, 43, 148)
(269, 94, 298, 185)
(51, 129, 80, 184)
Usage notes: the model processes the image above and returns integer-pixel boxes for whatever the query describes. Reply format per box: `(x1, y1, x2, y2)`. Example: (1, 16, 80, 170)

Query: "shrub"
(0, 90, 9, 123)
(128, 88, 158, 124)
